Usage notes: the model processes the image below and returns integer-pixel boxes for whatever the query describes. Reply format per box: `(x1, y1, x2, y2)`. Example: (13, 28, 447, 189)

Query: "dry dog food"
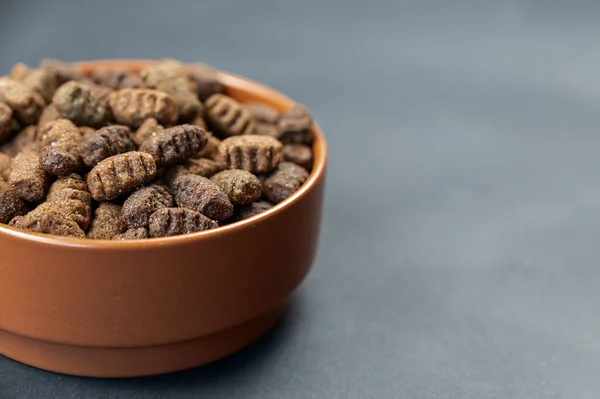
(0, 59, 315, 239)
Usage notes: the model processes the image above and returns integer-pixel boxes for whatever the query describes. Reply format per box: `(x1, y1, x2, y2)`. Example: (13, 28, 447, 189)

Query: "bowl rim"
(0, 59, 328, 249)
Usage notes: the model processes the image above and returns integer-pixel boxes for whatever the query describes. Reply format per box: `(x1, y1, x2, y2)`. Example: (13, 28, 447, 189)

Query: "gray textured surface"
(2, 0, 600, 398)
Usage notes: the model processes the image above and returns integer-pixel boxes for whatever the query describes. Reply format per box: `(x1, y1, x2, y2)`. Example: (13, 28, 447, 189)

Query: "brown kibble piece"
(38, 118, 83, 176)
(46, 174, 92, 230)
(108, 88, 178, 128)
(9, 150, 48, 202)
(184, 157, 224, 177)
(40, 59, 85, 86)
(0, 181, 28, 223)
(141, 60, 202, 121)
(218, 135, 283, 173)
(204, 94, 256, 137)
(139, 124, 206, 166)
(0, 102, 19, 144)
(148, 207, 217, 237)
(276, 104, 314, 144)
(10, 63, 30, 81)
(170, 174, 233, 221)
(230, 200, 274, 222)
(21, 202, 85, 238)
(113, 227, 149, 240)
(0, 77, 45, 125)
(194, 134, 221, 160)
(0, 125, 39, 156)
(187, 67, 224, 101)
(254, 123, 278, 138)
(122, 184, 173, 230)
(91, 69, 144, 90)
(9, 215, 24, 229)
(263, 162, 309, 203)
(210, 170, 262, 206)
(87, 152, 157, 201)
(22, 69, 58, 103)
(245, 103, 279, 124)
(0, 153, 12, 180)
(87, 203, 125, 239)
(37, 105, 60, 131)
(39, 147, 79, 176)
(134, 117, 163, 146)
(282, 143, 313, 170)
(81, 125, 135, 168)
(52, 81, 112, 127)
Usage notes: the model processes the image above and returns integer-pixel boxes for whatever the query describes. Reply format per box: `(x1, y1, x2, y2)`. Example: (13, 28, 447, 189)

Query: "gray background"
(2, 0, 600, 398)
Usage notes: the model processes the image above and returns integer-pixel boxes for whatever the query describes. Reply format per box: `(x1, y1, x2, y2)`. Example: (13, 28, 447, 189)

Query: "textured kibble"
(21, 202, 85, 238)
(87, 151, 157, 201)
(194, 134, 221, 160)
(230, 200, 274, 222)
(0, 102, 19, 144)
(46, 174, 92, 230)
(187, 66, 224, 101)
(122, 184, 173, 229)
(139, 124, 206, 166)
(22, 69, 58, 103)
(0, 77, 45, 125)
(87, 203, 125, 239)
(8, 215, 24, 228)
(282, 143, 313, 170)
(0, 153, 12, 180)
(184, 157, 224, 177)
(149, 207, 217, 237)
(170, 174, 233, 221)
(0, 125, 39, 156)
(52, 81, 112, 127)
(91, 69, 144, 90)
(81, 125, 135, 167)
(204, 94, 255, 137)
(218, 135, 283, 173)
(108, 88, 179, 127)
(210, 170, 262, 206)
(40, 59, 85, 85)
(134, 117, 163, 146)
(0, 181, 27, 223)
(141, 60, 202, 121)
(245, 103, 279, 124)
(38, 118, 83, 175)
(113, 227, 148, 240)
(276, 104, 314, 144)
(37, 105, 60, 131)
(9, 150, 48, 202)
(263, 162, 309, 203)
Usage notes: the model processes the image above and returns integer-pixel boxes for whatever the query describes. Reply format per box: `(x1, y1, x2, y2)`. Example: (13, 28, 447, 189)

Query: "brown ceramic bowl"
(0, 60, 327, 378)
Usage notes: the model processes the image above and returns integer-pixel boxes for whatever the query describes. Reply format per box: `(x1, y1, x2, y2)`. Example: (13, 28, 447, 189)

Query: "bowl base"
(0, 305, 285, 378)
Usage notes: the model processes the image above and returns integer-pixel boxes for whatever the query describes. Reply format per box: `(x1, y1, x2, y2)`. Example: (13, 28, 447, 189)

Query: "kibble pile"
(0, 59, 315, 239)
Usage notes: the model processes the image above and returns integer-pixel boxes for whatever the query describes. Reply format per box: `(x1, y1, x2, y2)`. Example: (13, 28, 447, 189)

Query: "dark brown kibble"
(9, 150, 49, 202)
(230, 200, 274, 222)
(37, 105, 60, 131)
(122, 184, 173, 229)
(0, 153, 12, 180)
(276, 104, 314, 144)
(187, 66, 224, 101)
(113, 227, 149, 240)
(170, 174, 233, 221)
(52, 81, 112, 127)
(204, 94, 256, 137)
(0, 102, 19, 144)
(218, 135, 283, 173)
(40, 59, 85, 86)
(183, 157, 224, 177)
(263, 162, 309, 203)
(148, 207, 217, 237)
(134, 117, 163, 146)
(38, 118, 83, 176)
(0, 125, 39, 156)
(193, 134, 221, 160)
(81, 125, 135, 168)
(282, 143, 313, 170)
(108, 88, 179, 128)
(139, 124, 207, 166)
(254, 123, 278, 138)
(21, 202, 85, 238)
(87, 151, 157, 201)
(0, 77, 45, 125)
(91, 69, 144, 90)
(0, 181, 28, 223)
(87, 203, 125, 239)
(141, 60, 202, 121)
(9, 215, 24, 228)
(46, 174, 92, 230)
(244, 103, 279, 124)
(39, 147, 79, 176)
(22, 69, 58, 103)
(210, 170, 262, 206)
